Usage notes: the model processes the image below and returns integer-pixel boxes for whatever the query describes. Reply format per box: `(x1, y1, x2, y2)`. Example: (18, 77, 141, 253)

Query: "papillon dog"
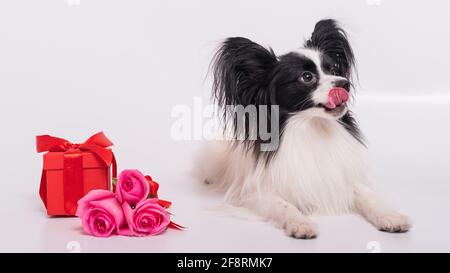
(200, 19, 410, 239)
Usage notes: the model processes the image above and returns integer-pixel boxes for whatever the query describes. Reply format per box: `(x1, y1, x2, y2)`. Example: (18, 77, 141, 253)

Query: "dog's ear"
(212, 37, 277, 108)
(305, 19, 355, 79)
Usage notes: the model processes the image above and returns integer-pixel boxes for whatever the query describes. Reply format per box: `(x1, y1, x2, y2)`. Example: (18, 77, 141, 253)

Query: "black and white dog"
(201, 19, 410, 239)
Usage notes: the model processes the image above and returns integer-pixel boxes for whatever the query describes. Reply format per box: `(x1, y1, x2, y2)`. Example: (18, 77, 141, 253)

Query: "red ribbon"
(168, 221, 185, 230)
(144, 176, 184, 230)
(144, 175, 173, 208)
(36, 132, 117, 215)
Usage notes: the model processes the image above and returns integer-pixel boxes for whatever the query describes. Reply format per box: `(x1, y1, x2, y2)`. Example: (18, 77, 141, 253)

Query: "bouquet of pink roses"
(76, 169, 183, 237)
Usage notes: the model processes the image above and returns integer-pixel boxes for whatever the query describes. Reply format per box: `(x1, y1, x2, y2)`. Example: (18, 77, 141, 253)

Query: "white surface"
(1, 0, 450, 252)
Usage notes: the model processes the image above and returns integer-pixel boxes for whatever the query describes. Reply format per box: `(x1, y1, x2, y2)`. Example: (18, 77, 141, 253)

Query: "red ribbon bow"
(36, 132, 114, 166)
(36, 132, 117, 215)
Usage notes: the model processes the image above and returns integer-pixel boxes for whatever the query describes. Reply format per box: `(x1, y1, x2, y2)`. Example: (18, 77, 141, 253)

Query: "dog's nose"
(334, 79, 350, 91)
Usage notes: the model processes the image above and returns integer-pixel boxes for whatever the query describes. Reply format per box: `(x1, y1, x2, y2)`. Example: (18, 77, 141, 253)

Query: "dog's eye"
(300, 71, 316, 84)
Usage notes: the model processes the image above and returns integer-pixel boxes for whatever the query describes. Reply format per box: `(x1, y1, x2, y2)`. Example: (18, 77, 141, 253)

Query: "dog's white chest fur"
(202, 113, 372, 216)
(264, 113, 370, 215)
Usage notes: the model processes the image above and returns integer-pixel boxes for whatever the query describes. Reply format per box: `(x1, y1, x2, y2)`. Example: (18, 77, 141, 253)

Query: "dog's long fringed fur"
(202, 19, 411, 239)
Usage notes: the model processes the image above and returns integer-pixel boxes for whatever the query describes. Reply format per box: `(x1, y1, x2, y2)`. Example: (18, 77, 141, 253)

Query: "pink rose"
(116, 169, 149, 206)
(122, 199, 170, 236)
(76, 190, 129, 237)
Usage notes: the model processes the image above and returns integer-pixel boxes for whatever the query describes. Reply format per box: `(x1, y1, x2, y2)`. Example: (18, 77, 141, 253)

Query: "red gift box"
(36, 132, 117, 216)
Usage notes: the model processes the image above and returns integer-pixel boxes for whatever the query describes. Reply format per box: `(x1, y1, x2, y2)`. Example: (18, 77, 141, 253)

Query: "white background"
(0, 0, 449, 252)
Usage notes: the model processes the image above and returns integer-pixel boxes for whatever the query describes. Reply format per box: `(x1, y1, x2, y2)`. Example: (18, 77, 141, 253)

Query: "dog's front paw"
(284, 218, 318, 239)
(373, 212, 411, 233)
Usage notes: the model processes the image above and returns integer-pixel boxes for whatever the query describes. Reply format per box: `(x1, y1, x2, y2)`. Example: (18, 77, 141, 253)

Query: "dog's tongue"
(325, 87, 349, 109)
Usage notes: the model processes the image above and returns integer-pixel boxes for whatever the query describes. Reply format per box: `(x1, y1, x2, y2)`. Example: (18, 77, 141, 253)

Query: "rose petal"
(121, 202, 137, 235)
(89, 197, 127, 234)
(90, 211, 115, 237)
(125, 199, 170, 236)
(116, 170, 149, 205)
(76, 190, 116, 218)
(82, 208, 115, 237)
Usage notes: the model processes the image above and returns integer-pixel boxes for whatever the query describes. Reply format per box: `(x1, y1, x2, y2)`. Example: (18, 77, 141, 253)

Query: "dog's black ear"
(305, 19, 355, 79)
(212, 37, 277, 108)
